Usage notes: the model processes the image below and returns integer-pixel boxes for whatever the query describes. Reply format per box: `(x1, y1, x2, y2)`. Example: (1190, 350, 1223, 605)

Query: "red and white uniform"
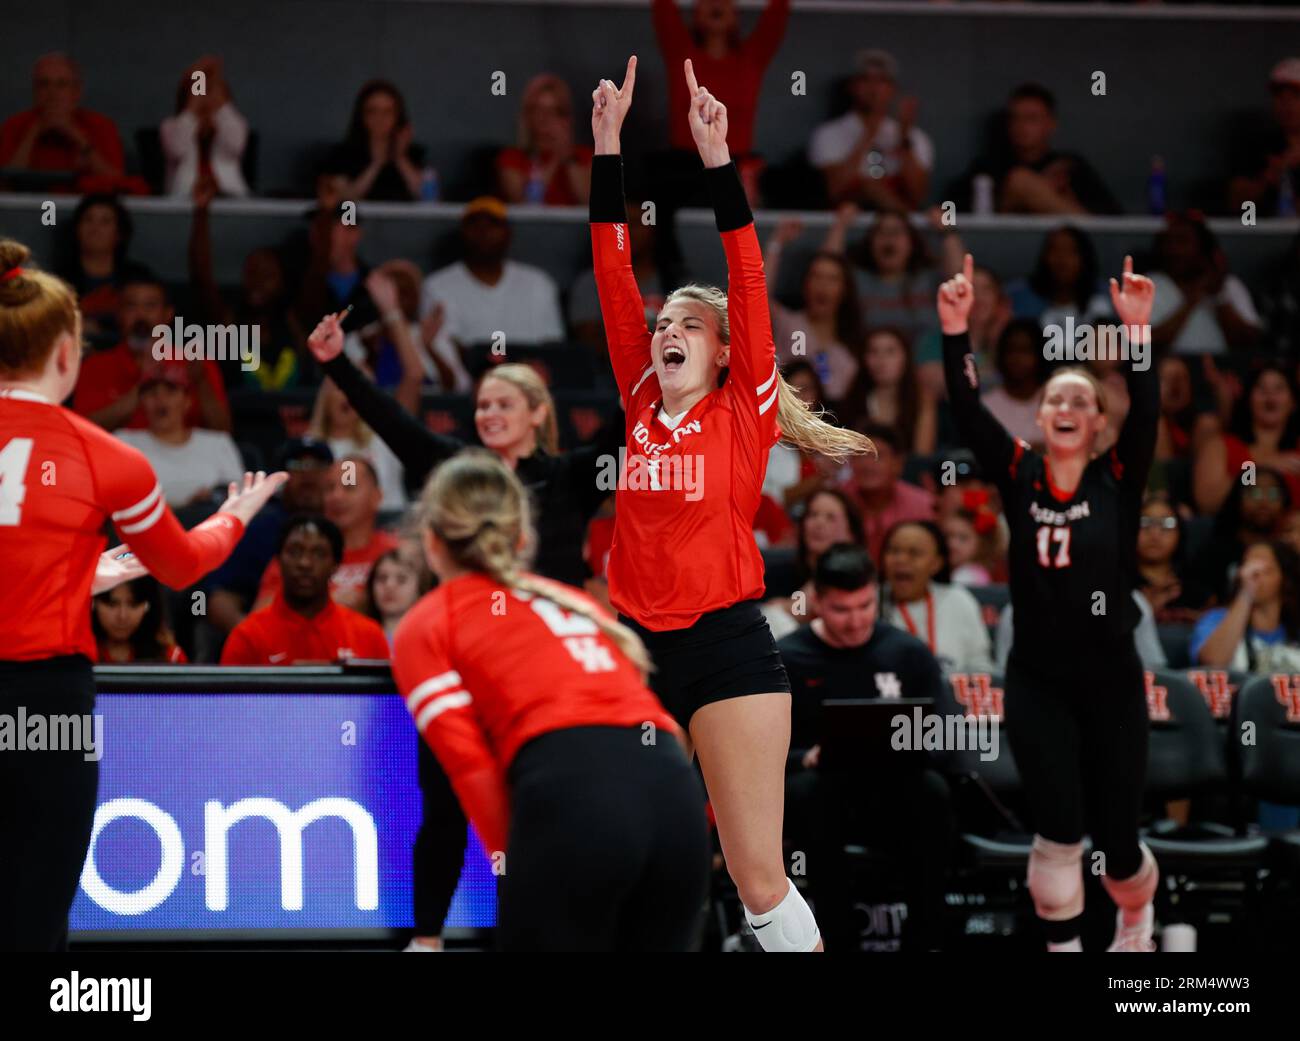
(392, 572, 678, 853)
(591, 219, 780, 631)
(0, 388, 243, 661)
(219, 596, 389, 665)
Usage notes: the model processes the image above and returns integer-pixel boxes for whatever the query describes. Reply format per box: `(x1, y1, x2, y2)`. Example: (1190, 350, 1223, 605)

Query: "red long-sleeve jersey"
(0, 389, 244, 661)
(391, 572, 678, 855)
(591, 218, 780, 631)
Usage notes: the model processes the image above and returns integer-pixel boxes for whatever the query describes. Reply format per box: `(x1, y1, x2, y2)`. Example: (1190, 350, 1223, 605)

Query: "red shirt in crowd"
(496, 146, 594, 206)
(652, 0, 790, 156)
(72, 346, 229, 430)
(0, 388, 243, 661)
(219, 595, 389, 665)
(0, 108, 125, 180)
(254, 529, 400, 610)
(592, 214, 780, 631)
(392, 572, 678, 854)
(843, 478, 938, 566)
(96, 642, 188, 664)
(1223, 434, 1300, 507)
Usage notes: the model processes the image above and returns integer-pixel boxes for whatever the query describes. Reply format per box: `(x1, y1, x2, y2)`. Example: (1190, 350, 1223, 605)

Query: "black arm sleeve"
(1115, 347, 1160, 493)
(704, 161, 752, 233)
(320, 353, 461, 483)
(589, 155, 627, 224)
(941, 331, 1018, 485)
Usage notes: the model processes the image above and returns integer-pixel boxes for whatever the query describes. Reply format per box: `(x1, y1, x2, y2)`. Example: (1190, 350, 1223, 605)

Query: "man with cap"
(115, 362, 244, 508)
(418, 196, 564, 350)
(809, 49, 933, 211)
(1228, 58, 1300, 215)
(203, 437, 334, 642)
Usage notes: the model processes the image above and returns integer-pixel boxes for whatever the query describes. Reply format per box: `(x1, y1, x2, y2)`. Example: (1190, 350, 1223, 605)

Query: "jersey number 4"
(0, 438, 34, 526)
(1035, 525, 1072, 568)
(527, 596, 618, 674)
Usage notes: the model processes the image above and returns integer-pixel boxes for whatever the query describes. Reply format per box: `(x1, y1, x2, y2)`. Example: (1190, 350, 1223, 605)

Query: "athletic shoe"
(402, 938, 441, 952)
(1107, 906, 1156, 952)
(1047, 937, 1083, 952)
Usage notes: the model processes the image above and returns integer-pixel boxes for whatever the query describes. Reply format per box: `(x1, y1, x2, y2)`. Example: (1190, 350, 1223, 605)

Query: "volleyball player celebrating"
(0, 240, 285, 951)
(589, 57, 872, 952)
(391, 451, 709, 950)
(939, 253, 1160, 952)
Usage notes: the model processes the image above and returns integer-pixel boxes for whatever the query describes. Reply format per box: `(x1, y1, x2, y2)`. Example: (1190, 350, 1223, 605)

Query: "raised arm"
(1109, 256, 1160, 493)
(590, 57, 654, 403)
(939, 254, 1019, 482)
(307, 309, 462, 476)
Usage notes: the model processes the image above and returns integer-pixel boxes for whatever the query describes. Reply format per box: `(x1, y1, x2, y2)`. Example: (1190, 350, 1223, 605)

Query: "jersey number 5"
(1035, 525, 1072, 568)
(528, 596, 618, 674)
(0, 437, 34, 526)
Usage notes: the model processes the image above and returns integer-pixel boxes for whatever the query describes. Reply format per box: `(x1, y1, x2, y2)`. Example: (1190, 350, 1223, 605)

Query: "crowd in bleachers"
(2, 5, 1300, 694)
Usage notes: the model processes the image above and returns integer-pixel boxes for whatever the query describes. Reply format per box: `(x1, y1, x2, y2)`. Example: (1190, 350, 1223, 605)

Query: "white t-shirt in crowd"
(808, 112, 935, 178)
(1147, 271, 1261, 355)
(885, 582, 993, 673)
(420, 260, 565, 349)
(116, 428, 245, 507)
(980, 386, 1042, 447)
(328, 435, 407, 512)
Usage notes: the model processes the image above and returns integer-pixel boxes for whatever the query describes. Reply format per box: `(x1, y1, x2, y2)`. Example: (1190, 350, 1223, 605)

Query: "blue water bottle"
(420, 166, 440, 202)
(524, 162, 546, 205)
(1147, 156, 1166, 216)
(1278, 169, 1296, 218)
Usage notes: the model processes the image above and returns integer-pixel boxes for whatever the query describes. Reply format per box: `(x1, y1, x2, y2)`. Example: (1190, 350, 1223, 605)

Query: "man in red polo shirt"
(72, 273, 230, 432)
(0, 54, 124, 189)
(220, 514, 389, 665)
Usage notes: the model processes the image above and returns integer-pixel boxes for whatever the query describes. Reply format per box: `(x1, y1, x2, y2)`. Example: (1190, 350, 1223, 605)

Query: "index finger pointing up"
(684, 58, 700, 96)
(963, 252, 974, 284)
(1123, 254, 1134, 279)
(621, 55, 637, 96)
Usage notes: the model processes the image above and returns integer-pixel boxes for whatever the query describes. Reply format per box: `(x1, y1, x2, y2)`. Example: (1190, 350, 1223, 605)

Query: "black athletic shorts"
(619, 598, 791, 730)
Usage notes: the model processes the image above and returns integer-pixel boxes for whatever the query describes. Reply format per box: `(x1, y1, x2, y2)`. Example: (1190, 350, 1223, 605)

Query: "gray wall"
(1, 1, 1297, 209)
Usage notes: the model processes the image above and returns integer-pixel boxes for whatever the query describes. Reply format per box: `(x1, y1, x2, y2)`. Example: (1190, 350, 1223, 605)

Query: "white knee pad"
(744, 878, 820, 953)
(1102, 843, 1158, 911)
(1027, 835, 1085, 921)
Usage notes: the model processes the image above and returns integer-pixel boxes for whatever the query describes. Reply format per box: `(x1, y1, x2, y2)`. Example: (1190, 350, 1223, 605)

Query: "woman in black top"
(306, 310, 622, 950)
(940, 253, 1162, 953)
(327, 80, 425, 202)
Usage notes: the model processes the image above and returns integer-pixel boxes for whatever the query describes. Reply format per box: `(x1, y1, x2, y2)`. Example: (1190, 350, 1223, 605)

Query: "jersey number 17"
(1035, 525, 1072, 568)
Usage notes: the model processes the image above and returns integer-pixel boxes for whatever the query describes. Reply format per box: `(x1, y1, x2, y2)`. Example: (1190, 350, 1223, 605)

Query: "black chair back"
(1237, 673, 1300, 804)
(1144, 669, 1224, 798)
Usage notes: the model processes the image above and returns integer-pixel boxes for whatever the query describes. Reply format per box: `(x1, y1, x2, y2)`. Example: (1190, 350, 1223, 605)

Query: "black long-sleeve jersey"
(942, 331, 1159, 675)
(319, 353, 623, 586)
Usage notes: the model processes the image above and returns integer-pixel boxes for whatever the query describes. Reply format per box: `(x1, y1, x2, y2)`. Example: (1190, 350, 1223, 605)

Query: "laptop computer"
(818, 698, 935, 773)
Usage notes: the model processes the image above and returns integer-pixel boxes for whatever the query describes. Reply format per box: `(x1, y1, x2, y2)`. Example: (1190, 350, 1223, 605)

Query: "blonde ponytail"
(418, 451, 652, 677)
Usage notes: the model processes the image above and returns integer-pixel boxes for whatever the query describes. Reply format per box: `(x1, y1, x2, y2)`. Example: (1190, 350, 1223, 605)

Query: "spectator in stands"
(346, 263, 468, 396)
(55, 194, 151, 340)
(842, 326, 936, 455)
(1281, 507, 1300, 557)
(1136, 493, 1208, 626)
(779, 543, 951, 952)
(1194, 363, 1300, 512)
(979, 319, 1048, 450)
(880, 519, 993, 672)
(220, 514, 390, 665)
(1148, 212, 1263, 354)
(1006, 226, 1111, 329)
(914, 263, 1010, 401)
(497, 75, 592, 206)
(809, 48, 932, 212)
(840, 421, 936, 564)
(1260, 232, 1300, 355)
(160, 55, 250, 199)
(419, 196, 564, 347)
(92, 576, 188, 664)
(187, 185, 311, 391)
(308, 365, 407, 511)
(73, 273, 232, 432)
(1154, 355, 1203, 465)
(943, 506, 1002, 589)
(1192, 539, 1300, 672)
(1195, 468, 1291, 605)
(328, 80, 424, 202)
(115, 364, 245, 508)
(765, 219, 863, 404)
(763, 361, 844, 511)
(824, 205, 958, 350)
(0, 53, 124, 191)
(652, 0, 789, 164)
(957, 83, 1120, 215)
(293, 201, 374, 337)
(254, 457, 399, 614)
(1227, 58, 1300, 217)
(363, 545, 432, 646)
(205, 438, 334, 641)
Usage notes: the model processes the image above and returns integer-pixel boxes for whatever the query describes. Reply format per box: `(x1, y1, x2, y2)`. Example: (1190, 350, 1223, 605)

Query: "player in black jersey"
(940, 254, 1160, 952)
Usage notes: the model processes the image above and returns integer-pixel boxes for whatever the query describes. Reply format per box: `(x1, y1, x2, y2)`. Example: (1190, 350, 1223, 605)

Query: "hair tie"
(0, 267, 23, 282)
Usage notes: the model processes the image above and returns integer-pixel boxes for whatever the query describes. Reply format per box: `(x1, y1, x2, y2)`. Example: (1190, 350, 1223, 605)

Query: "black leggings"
(412, 738, 469, 936)
(1003, 647, 1148, 880)
(0, 656, 99, 952)
(497, 726, 710, 951)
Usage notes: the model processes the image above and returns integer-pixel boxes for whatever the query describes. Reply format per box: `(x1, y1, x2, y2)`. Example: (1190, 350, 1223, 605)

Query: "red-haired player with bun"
(0, 239, 285, 951)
